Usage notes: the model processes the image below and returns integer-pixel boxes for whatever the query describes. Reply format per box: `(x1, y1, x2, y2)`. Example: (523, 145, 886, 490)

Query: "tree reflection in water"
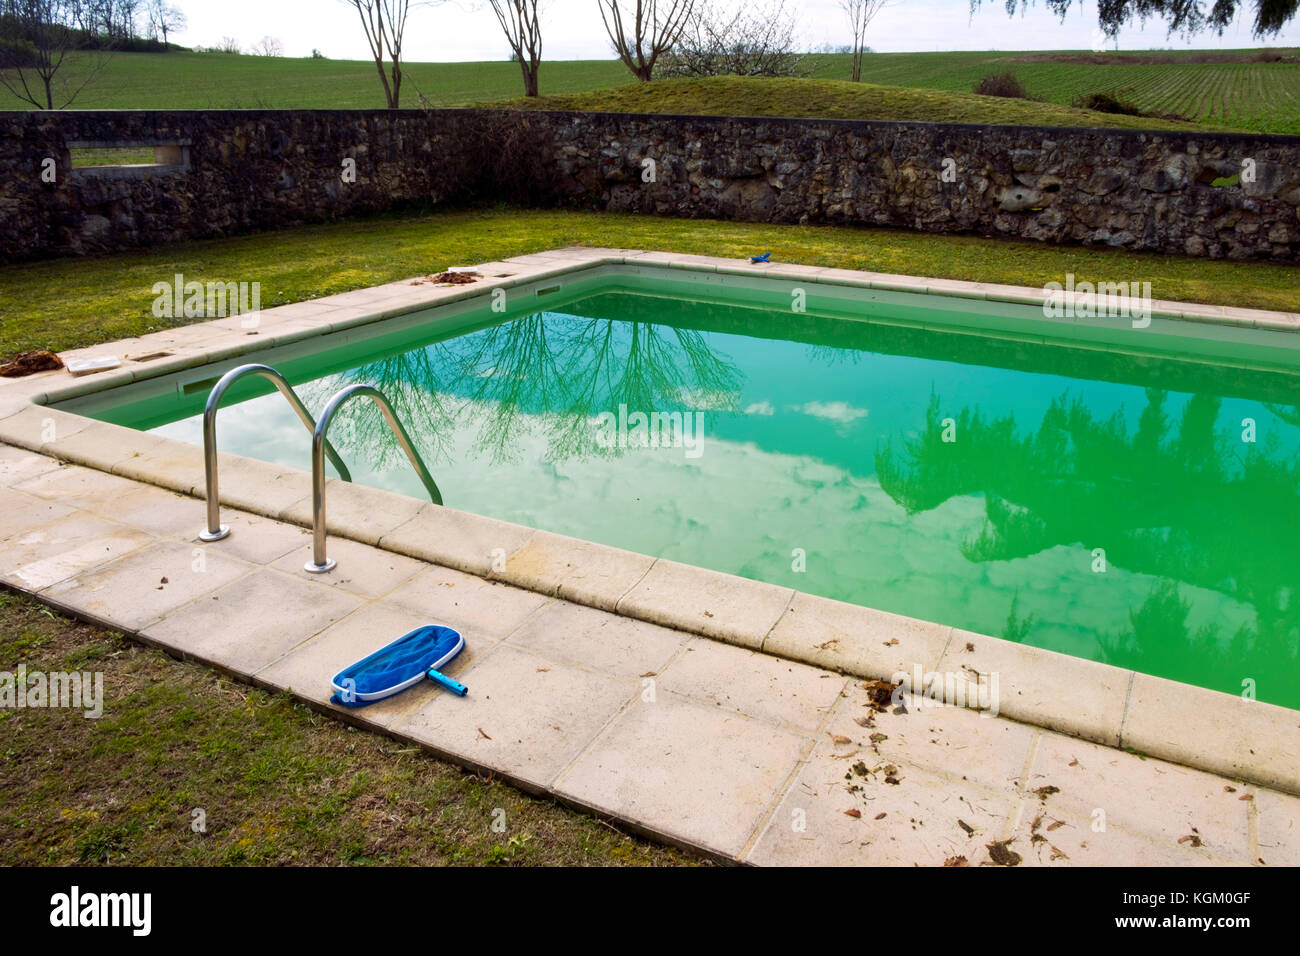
(876, 387, 1300, 686)
(300, 311, 743, 471)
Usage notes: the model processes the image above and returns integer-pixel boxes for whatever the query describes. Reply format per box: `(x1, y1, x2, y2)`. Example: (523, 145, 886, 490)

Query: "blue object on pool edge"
(750, 252, 771, 263)
(330, 624, 467, 706)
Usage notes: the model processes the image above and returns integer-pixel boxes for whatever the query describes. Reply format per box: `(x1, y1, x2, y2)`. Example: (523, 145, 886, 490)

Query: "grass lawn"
(0, 588, 695, 865)
(1, 206, 1295, 362)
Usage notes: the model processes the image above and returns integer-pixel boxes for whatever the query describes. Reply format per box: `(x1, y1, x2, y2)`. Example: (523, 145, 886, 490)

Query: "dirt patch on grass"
(0, 588, 700, 866)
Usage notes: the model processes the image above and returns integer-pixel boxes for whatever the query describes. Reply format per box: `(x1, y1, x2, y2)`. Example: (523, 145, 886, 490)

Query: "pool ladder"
(200, 363, 442, 573)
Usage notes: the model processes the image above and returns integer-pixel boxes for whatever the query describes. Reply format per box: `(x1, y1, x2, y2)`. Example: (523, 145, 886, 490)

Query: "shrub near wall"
(1, 108, 1298, 263)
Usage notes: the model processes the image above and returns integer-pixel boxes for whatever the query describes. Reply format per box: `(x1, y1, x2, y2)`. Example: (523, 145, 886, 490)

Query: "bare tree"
(0, 0, 106, 108)
(144, 0, 185, 46)
(597, 0, 695, 82)
(342, 0, 413, 108)
(840, 0, 887, 82)
(659, 0, 802, 78)
(488, 0, 542, 97)
(251, 35, 284, 56)
(215, 35, 240, 53)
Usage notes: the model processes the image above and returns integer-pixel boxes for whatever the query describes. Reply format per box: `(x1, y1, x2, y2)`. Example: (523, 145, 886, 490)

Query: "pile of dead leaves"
(0, 350, 63, 377)
(860, 678, 900, 712)
(411, 271, 478, 286)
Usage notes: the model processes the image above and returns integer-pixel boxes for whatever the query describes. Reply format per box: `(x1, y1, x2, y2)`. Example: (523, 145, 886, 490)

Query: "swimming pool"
(59, 267, 1300, 709)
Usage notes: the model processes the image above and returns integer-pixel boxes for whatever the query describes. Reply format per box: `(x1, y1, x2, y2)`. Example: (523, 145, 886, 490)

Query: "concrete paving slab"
(42, 539, 252, 631)
(940, 628, 1132, 746)
(0, 486, 77, 542)
(269, 537, 426, 598)
(1024, 729, 1252, 862)
(1122, 673, 1300, 795)
(1255, 788, 1300, 867)
(504, 599, 686, 680)
(618, 559, 793, 650)
(0, 444, 64, 485)
(744, 734, 1015, 867)
(825, 684, 1039, 796)
(1005, 804, 1240, 867)
(386, 563, 550, 639)
(764, 591, 952, 680)
(496, 529, 654, 612)
(658, 638, 846, 734)
(380, 503, 536, 577)
(0, 512, 153, 590)
(392, 643, 637, 790)
(141, 568, 364, 677)
(554, 692, 809, 858)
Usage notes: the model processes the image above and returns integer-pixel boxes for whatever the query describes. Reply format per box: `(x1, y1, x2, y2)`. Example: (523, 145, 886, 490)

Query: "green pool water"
(64, 272, 1300, 709)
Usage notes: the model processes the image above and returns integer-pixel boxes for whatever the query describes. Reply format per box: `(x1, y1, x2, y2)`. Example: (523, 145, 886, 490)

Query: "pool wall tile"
(1121, 674, 1300, 795)
(762, 591, 952, 681)
(492, 528, 655, 613)
(939, 628, 1132, 747)
(616, 558, 794, 650)
(379, 502, 537, 577)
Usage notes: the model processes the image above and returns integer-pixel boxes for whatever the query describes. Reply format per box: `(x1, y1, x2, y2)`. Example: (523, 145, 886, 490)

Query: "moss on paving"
(0, 589, 697, 866)
(1, 206, 1294, 362)
(488, 75, 1233, 132)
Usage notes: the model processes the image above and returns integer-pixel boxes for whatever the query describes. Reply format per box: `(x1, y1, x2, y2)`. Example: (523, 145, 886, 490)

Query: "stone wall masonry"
(2, 108, 1299, 264)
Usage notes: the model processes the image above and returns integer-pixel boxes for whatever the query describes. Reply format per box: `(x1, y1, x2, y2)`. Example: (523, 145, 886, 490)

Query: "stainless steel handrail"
(200, 363, 353, 542)
(305, 383, 442, 573)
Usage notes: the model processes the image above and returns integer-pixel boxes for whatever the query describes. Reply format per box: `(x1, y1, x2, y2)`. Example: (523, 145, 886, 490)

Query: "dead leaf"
(986, 840, 1022, 866)
(1178, 834, 1204, 847)
(874, 812, 887, 820)
(944, 855, 969, 867)
(860, 679, 899, 712)
(1032, 785, 1060, 801)
(882, 638, 898, 646)
(844, 808, 862, 819)
(957, 819, 975, 836)
(829, 734, 853, 745)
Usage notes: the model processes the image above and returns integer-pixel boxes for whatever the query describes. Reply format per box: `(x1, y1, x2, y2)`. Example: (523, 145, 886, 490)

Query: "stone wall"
(2, 108, 1299, 264)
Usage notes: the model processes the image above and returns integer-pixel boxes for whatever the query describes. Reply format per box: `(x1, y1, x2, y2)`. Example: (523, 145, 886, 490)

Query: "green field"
(802, 50, 1300, 135)
(3, 48, 1298, 132)
(497, 74, 1217, 131)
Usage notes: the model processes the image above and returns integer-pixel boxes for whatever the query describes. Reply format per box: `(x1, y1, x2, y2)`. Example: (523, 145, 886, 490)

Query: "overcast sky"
(170, 0, 1300, 60)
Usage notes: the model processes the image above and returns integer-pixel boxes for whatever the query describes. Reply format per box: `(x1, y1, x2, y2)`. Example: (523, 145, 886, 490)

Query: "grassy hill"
(2, 48, 1297, 133)
(492, 74, 1224, 131)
